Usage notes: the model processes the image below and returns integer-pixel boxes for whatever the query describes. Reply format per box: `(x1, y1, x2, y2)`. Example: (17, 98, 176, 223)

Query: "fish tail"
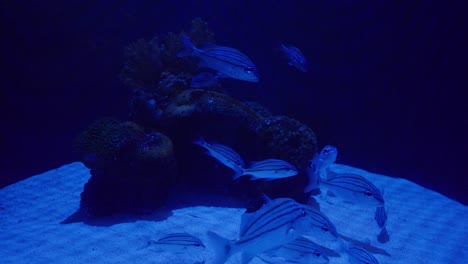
(177, 34, 195, 57)
(206, 231, 234, 264)
(232, 167, 245, 180)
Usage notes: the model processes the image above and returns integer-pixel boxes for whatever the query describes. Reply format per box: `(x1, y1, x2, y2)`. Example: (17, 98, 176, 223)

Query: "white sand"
(0, 162, 467, 264)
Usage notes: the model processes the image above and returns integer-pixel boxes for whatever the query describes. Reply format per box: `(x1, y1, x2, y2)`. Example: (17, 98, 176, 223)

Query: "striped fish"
(279, 42, 308, 72)
(305, 145, 338, 192)
(321, 172, 384, 206)
(234, 159, 298, 180)
(346, 245, 379, 264)
(268, 236, 334, 263)
(304, 206, 339, 242)
(144, 233, 205, 253)
(193, 137, 244, 175)
(178, 34, 259, 82)
(374, 206, 387, 228)
(206, 198, 311, 264)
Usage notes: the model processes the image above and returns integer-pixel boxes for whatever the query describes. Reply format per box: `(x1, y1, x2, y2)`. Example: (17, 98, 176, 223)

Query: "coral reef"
(120, 17, 216, 90)
(78, 17, 320, 215)
(76, 118, 176, 216)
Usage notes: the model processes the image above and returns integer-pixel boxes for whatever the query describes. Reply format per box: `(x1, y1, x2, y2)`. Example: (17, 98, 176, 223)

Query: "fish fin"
(232, 168, 245, 180)
(177, 34, 195, 57)
(206, 231, 234, 264)
(193, 136, 207, 147)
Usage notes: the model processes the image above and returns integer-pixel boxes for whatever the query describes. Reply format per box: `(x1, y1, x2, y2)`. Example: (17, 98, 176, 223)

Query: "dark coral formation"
(77, 17, 320, 216)
(76, 118, 176, 216)
(120, 17, 216, 90)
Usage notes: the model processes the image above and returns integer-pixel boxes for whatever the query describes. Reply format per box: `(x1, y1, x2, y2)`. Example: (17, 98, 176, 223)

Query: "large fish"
(259, 236, 334, 264)
(320, 171, 384, 206)
(304, 205, 339, 243)
(206, 198, 312, 264)
(234, 159, 298, 181)
(193, 137, 244, 176)
(178, 34, 259, 82)
(346, 245, 380, 264)
(305, 145, 338, 192)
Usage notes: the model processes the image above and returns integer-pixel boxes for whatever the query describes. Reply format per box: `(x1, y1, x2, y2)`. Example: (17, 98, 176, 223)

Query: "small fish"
(191, 72, 222, 88)
(269, 236, 332, 263)
(374, 206, 387, 228)
(375, 206, 390, 243)
(279, 42, 308, 72)
(321, 172, 384, 206)
(305, 145, 338, 192)
(178, 34, 259, 82)
(206, 198, 311, 264)
(143, 233, 206, 253)
(346, 245, 379, 264)
(193, 137, 244, 175)
(234, 159, 298, 181)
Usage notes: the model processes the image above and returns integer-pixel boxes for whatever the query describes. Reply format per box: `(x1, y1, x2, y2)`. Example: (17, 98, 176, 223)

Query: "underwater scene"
(1, 1, 467, 264)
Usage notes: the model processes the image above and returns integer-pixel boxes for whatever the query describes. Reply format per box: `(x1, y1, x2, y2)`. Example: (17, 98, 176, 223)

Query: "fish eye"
(194, 243, 201, 247)
(244, 67, 254, 74)
(315, 251, 321, 257)
(365, 191, 372, 196)
(321, 226, 329, 232)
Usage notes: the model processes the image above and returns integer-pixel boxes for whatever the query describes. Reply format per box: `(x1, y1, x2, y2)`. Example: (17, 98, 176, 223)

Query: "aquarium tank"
(1, 1, 466, 264)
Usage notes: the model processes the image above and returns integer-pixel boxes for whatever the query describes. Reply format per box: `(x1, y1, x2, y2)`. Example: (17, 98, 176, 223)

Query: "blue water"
(2, 1, 466, 205)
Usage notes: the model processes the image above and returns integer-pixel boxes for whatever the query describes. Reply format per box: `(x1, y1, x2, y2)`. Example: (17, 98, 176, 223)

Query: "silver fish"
(346, 245, 379, 264)
(144, 233, 205, 253)
(268, 236, 332, 264)
(234, 159, 298, 181)
(304, 206, 339, 242)
(279, 42, 308, 72)
(321, 172, 384, 206)
(193, 137, 244, 175)
(305, 145, 338, 192)
(206, 198, 311, 264)
(178, 34, 259, 82)
(374, 206, 387, 228)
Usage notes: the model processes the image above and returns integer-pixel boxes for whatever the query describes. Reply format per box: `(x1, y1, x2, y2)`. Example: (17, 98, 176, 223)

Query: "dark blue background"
(2, 1, 466, 204)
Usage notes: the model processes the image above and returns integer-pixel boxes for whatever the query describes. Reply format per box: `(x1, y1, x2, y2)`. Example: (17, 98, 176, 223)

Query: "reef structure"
(76, 118, 176, 216)
(77, 18, 319, 216)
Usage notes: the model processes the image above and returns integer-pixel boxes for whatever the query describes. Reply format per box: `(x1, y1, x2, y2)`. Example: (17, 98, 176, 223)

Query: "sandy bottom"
(0, 162, 467, 263)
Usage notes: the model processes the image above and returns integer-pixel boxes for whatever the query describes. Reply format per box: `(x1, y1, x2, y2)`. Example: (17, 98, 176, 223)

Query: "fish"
(279, 42, 308, 72)
(193, 137, 244, 175)
(346, 245, 379, 264)
(375, 206, 390, 243)
(178, 34, 259, 82)
(234, 159, 298, 181)
(142, 232, 206, 253)
(191, 72, 221, 88)
(305, 145, 338, 192)
(374, 206, 387, 228)
(320, 172, 385, 206)
(265, 236, 334, 264)
(303, 206, 339, 242)
(206, 198, 312, 264)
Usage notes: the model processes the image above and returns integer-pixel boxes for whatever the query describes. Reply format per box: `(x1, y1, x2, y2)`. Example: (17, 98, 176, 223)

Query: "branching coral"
(120, 17, 216, 90)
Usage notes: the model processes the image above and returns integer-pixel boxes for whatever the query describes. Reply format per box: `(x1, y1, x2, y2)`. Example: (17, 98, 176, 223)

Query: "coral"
(120, 17, 216, 90)
(75, 118, 145, 163)
(120, 37, 163, 89)
(258, 116, 318, 170)
(76, 118, 177, 216)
